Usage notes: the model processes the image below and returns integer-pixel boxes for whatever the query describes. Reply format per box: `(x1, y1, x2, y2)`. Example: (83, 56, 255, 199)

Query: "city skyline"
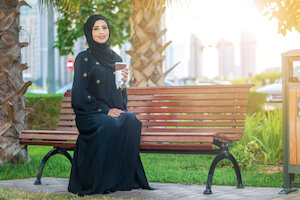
(165, 0, 300, 79)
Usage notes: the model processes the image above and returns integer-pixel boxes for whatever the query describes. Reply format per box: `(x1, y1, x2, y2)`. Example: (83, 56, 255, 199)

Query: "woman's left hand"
(121, 68, 129, 83)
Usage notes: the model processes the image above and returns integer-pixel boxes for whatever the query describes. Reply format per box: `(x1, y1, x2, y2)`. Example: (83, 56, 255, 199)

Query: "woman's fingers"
(121, 68, 129, 82)
(107, 108, 124, 117)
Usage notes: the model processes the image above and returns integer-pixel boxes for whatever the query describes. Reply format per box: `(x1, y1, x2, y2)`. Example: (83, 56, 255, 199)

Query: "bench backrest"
(57, 85, 252, 143)
(127, 85, 252, 142)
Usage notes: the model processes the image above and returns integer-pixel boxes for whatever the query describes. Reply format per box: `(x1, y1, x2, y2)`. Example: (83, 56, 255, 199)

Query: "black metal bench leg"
(204, 151, 226, 194)
(227, 153, 244, 189)
(204, 150, 244, 194)
(34, 147, 73, 185)
(34, 147, 59, 185)
(58, 150, 73, 163)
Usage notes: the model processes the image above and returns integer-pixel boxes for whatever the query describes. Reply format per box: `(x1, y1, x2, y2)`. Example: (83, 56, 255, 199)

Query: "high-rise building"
(20, 0, 86, 92)
(240, 31, 256, 79)
(217, 39, 236, 79)
(189, 34, 203, 78)
(20, 0, 42, 86)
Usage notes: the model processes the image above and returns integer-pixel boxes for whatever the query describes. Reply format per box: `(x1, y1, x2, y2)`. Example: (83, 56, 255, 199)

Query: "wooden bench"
(19, 84, 253, 194)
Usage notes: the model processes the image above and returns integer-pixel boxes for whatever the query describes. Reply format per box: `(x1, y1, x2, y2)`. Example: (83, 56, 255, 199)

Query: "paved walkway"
(0, 177, 300, 199)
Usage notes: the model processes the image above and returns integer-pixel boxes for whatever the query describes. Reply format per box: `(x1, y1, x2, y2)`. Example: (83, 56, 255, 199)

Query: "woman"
(68, 14, 151, 196)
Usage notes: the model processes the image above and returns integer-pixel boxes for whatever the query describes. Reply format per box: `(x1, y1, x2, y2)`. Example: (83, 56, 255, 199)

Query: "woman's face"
(92, 19, 109, 44)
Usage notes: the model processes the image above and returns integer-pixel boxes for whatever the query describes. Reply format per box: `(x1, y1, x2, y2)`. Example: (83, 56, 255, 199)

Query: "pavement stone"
(0, 177, 300, 200)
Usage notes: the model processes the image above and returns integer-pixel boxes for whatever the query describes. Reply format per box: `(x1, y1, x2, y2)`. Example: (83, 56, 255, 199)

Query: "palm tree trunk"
(0, 0, 31, 164)
(127, 0, 173, 87)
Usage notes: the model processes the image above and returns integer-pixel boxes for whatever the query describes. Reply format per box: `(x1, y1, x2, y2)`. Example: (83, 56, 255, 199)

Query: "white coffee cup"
(115, 62, 126, 89)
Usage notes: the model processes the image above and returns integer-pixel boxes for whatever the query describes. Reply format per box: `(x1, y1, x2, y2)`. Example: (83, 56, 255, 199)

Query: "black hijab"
(84, 14, 121, 70)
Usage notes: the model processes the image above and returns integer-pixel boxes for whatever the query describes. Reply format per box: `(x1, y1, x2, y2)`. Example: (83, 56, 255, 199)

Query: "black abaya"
(68, 50, 150, 195)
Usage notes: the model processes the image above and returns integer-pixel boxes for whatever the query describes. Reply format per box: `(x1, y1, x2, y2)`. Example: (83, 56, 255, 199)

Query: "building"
(240, 31, 256, 79)
(20, 0, 86, 92)
(189, 34, 203, 79)
(217, 38, 236, 79)
(20, 0, 42, 86)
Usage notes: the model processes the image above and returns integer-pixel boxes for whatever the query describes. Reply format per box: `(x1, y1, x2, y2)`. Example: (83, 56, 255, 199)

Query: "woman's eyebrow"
(93, 25, 107, 28)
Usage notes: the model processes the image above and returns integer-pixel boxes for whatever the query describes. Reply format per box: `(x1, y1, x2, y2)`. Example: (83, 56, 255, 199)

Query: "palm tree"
(0, 0, 34, 164)
(127, 0, 178, 87)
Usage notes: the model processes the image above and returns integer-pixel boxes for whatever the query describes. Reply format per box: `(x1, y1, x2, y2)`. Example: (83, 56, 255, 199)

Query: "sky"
(165, 0, 300, 79)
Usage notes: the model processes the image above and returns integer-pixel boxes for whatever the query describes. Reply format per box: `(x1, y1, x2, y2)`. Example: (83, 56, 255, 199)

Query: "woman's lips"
(99, 36, 105, 39)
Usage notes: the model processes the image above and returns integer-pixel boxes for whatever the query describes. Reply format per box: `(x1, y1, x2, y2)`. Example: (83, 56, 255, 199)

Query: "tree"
(126, 0, 176, 87)
(0, 0, 34, 164)
(253, 0, 300, 36)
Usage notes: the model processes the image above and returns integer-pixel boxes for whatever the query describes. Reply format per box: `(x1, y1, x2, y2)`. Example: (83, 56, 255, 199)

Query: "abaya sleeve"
(72, 51, 110, 115)
(121, 88, 128, 108)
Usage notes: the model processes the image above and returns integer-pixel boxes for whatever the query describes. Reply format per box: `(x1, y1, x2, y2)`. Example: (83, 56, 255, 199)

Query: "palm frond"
(38, 0, 86, 12)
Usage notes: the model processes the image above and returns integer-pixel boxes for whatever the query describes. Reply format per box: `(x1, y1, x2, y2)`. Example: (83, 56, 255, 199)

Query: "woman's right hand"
(107, 108, 124, 117)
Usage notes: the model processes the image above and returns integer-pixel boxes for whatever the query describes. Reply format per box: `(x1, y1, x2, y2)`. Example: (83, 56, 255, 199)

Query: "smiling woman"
(92, 20, 109, 44)
(68, 14, 151, 196)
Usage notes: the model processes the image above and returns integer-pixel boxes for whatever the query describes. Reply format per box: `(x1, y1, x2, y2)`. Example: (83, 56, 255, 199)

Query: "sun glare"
(166, 0, 300, 79)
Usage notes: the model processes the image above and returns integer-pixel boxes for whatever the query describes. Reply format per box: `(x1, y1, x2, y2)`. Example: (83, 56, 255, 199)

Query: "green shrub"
(25, 94, 63, 130)
(241, 109, 283, 164)
(220, 108, 283, 168)
(247, 91, 268, 116)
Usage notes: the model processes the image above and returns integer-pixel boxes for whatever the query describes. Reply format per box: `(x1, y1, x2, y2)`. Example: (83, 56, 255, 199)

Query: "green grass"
(0, 146, 291, 188)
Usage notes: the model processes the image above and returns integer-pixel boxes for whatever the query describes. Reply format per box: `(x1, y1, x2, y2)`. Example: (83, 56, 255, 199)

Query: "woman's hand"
(107, 108, 124, 117)
(121, 68, 129, 83)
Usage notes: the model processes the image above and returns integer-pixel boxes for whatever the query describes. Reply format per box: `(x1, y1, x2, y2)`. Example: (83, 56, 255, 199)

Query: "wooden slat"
(19, 140, 76, 147)
(127, 100, 248, 107)
(58, 121, 76, 126)
(141, 121, 245, 127)
(215, 133, 243, 142)
(128, 84, 253, 90)
(62, 97, 71, 102)
(61, 102, 72, 108)
(135, 114, 246, 121)
(139, 143, 214, 151)
(141, 132, 216, 135)
(127, 88, 250, 95)
(128, 94, 249, 101)
(142, 128, 244, 134)
(127, 85, 253, 95)
(20, 140, 214, 151)
(128, 107, 246, 114)
(19, 133, 78, 141)
(140, 134, 214, 143)
(60, 109, 75, 114)
(21, 130, 78, 135)
(59, 115, 76, 120)
(56, 127, 79, 132)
